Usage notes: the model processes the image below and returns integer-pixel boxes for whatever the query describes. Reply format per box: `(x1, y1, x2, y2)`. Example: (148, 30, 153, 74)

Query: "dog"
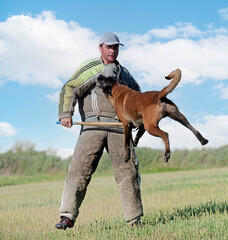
(98, 69, 209, 162)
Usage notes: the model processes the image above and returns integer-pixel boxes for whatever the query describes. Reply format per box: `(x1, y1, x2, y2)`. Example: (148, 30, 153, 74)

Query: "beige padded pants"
(59, 117, 143, 222)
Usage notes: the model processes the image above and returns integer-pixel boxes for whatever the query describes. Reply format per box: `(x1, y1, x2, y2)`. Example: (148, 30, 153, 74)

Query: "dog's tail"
(159, 69, 182, 99)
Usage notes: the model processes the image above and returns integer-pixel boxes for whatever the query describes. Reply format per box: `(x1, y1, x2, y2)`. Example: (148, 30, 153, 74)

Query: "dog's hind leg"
(133, 125, 145, 147)
(167, 104, 209, 145)
(145, 124, 171, 162)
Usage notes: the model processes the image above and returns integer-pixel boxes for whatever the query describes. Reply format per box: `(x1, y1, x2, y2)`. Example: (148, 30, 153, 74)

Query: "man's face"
(99, 44, 119, 64)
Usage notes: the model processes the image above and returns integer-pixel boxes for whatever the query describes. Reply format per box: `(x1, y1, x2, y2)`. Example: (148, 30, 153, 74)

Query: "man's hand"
(61, 117, 73, 128)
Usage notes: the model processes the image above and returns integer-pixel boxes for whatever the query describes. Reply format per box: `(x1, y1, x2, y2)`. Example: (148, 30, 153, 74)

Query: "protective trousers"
(59, 117, 143, 222)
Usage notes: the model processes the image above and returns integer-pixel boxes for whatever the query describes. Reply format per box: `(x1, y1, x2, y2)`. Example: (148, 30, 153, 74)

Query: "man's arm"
(58, 58, 105, 127)
(120, 66, 141, 92)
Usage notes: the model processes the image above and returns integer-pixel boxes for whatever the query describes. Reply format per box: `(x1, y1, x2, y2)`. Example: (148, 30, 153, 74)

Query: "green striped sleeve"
(58, 58, 104, 117)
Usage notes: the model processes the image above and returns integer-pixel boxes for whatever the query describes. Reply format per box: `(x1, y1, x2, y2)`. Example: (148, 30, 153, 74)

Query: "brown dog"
(98, 69, 209, 162)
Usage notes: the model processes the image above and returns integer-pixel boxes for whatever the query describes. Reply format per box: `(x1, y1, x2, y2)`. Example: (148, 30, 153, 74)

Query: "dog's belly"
(132, 120, 142, 127)
(129, 115, 143, 128)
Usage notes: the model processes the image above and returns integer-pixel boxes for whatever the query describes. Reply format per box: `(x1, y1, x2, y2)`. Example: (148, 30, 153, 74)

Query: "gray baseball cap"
(99, 32, 124, 46)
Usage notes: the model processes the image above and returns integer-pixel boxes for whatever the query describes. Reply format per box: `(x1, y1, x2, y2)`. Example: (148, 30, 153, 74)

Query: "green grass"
(0, 173, 65, 187)
(0, 167, 227, 239)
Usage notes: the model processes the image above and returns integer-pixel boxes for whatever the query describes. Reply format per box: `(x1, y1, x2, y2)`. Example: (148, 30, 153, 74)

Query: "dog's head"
(97, 75, 117, 96)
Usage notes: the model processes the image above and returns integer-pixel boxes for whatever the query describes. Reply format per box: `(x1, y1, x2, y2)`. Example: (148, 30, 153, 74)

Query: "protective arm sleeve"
(58, 58, 104, 119)
(58, 81, 78, 119)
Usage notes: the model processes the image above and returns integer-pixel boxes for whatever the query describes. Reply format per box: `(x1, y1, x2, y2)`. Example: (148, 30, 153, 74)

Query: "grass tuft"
(143, 201, 228, 226)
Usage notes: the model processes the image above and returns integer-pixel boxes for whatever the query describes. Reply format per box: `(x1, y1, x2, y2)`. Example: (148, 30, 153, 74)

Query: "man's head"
(99, 32, 124, 64)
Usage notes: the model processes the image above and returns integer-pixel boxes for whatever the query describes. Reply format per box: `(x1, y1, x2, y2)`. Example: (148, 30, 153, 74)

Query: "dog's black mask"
(97, 75, 117, 96)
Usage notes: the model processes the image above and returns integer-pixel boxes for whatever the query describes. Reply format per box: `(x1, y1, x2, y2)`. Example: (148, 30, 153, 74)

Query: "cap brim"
(103, 41, 124, 46)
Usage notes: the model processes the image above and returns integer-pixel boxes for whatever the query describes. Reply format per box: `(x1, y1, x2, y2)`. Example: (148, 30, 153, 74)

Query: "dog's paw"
(133, 140, 138, 147)
(201, 138, 209, 145)
(164, 152, 171, 163)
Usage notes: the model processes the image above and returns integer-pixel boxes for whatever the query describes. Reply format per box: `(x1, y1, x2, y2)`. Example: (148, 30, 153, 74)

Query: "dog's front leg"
(123, 124, 132, 162)
(134, 125, 145, 147)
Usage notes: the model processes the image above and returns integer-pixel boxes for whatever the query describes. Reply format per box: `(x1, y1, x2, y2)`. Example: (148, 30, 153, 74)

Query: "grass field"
(0, 167, 227, 240)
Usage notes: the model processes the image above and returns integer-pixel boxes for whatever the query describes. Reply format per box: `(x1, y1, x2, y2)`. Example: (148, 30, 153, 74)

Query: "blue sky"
(1, 0, 228, 159)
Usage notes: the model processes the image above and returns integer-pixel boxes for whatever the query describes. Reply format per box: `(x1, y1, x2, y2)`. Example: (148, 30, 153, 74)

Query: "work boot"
(55, 216, 74, 230)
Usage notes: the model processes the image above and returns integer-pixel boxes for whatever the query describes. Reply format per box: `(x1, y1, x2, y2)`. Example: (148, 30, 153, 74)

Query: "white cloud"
(149, 26, 178, 39)
(1, 11, 228, 91)
(46, 91, 59, 102)
(0, 79, 6, 89)
(213, 83, 224, 90)
(136, 115, 228, 150)
(62, 124, 81, 135)
(0, 11, 98, 88)
(120, 33, 228, 88)
(51, 148, 74, 159)
(149, 23, 202, 39)
(219, 7, 228, 21)
(220, 86, 228, 99)
(0, 122, 17, 137)
(213, 83, 228, 99)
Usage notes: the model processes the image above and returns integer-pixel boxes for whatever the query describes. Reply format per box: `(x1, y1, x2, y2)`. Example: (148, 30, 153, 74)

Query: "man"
(55, 32, 143, 230)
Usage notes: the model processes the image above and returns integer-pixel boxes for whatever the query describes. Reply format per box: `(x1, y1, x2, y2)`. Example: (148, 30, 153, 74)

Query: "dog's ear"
(97, 75, 105, 84)
(97, 75, 113, 95)
(97, 75, 106, 90)
(103, 85, 113, 96)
